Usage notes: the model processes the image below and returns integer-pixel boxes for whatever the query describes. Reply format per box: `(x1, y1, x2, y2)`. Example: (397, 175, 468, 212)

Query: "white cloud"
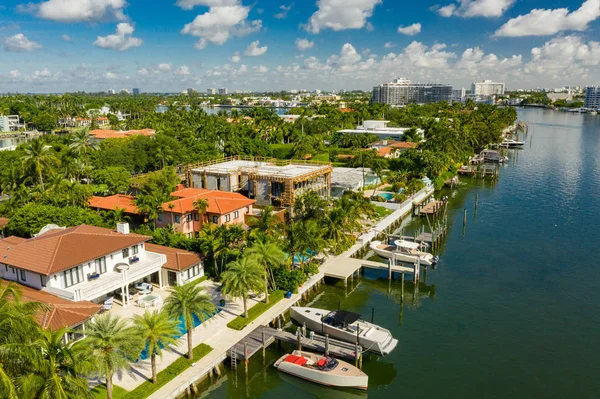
(137, 67, 149, 76)
(437, 0, 515, 18)
(494, 0, 600, 37)
(9, 70, 20, 78)
(3, 33, 42, 52)
(181, 4, 262, 49)
(231, 52, 241, 62)
(274, 3, 293, 19)
(176, 0, 239, 10)
(33, 0, 127, 23)
(327, 43, 362, 70)
(244, 40, 267, 56)
(61, 34, 71, 41)
(175, 65, 191, 75)
(296, 38, 314, 51)
(384, 42, 396, 48)
(94, 23, 142, 51)
(305, 0, 381, 34)
(398, 23, 421, 36)
(253, 65, 269, 73)
(158, 63, 172, 72)
(103, 72, 118, 79)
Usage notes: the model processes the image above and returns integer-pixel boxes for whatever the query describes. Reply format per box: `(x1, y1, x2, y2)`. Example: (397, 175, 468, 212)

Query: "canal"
(198, 108, 600, 398)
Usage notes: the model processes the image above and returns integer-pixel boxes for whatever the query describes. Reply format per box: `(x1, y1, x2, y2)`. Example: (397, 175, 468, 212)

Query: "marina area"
(188, 108, 600, 398)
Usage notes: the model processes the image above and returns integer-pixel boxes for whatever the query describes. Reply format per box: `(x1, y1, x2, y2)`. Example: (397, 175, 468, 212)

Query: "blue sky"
(1, 0, 599, 93)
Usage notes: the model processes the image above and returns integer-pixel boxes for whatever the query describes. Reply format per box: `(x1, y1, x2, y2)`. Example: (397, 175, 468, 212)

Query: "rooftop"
(193, 159, 330, 180)
(145, 243, 202, 271)
(164, 188, 256, 215)
(0, 225, 150, 275)
(0, 217, 9, 228)
(89, 194, 139, 214)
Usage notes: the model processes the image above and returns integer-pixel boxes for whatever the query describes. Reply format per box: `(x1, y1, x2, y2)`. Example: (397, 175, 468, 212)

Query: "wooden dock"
(229, 326, 277, 361)
(419, 200, 444, 216)
(324, 257, 415, 281)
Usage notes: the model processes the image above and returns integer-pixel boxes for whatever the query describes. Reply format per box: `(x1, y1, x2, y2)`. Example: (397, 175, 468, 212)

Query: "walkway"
(324, 257, 414, 280)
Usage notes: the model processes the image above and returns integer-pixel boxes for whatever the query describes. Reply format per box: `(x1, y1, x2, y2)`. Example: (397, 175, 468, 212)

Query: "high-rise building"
(207, 88, 216, 95)
(585, 86, 600, 109)
(372, 78, 452, 105)
(218, 87, 228, 95)
(452, 88, 466, 102)
(120, 89, 130, 95)
(107, 89, 116, 95)
(472, 80, 505, 96)
(132, 88, 140, 95)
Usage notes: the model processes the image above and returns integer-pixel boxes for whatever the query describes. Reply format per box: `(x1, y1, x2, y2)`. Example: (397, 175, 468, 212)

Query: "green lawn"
(91, 343, 213, 399)
(227, 290, 285, 331)
(374, 205, 393, 218)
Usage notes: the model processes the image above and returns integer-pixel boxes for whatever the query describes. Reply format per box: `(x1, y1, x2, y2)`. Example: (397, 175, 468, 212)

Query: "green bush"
(274, 268, 307, 292)
(311, 153, 329, 162)
(227, 290, 285, 331)
(303, 261, 320, 276)
(270, 144, 294, 159)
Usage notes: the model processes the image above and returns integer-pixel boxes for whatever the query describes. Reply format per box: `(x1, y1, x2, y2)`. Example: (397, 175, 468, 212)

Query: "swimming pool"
(376, 193, 394, 201)
(287, 250, 318, 264)
(139, 310, 219, 360)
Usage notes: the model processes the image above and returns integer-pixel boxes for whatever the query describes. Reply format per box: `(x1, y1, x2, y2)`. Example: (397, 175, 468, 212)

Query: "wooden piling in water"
(463, 209, 467, 227)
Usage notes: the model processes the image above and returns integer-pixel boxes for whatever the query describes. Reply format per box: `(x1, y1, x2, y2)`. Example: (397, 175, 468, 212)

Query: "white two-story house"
(0, 223, 167, 307)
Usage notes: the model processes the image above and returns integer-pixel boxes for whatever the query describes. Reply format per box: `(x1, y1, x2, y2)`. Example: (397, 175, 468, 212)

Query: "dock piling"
(296, 328, 302, 351)
(262, 329, 266, 359)
(463, 208, 467, 227)
(325, 334, 330, 356)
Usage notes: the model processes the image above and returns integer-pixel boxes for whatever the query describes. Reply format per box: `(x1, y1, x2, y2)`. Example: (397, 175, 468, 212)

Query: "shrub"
(227, 290, 285, 330)
(303, 261, 320, 276)
(274, 268, 307, 292)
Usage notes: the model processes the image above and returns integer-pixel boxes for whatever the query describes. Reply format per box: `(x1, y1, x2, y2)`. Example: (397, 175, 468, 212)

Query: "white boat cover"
(393, 240, 420, 250)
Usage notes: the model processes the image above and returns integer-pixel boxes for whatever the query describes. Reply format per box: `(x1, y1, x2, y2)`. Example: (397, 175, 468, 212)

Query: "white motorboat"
(290, 307, 398, 356)
(369, 240, 438, 267)
(274, 350, 368, 390)
(499, 139, 524, 148)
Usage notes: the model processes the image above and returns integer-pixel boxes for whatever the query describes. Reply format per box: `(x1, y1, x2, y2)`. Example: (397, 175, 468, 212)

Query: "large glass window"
(94, 257, 107, 274)
(187, 265, 200, 280)
(175, 215, 181, 223)
(132, 245, 139, 255)
(225, 214, 231, 222)
(212, 216, 218, 224)
(19, 269, 26, 281)
(122, 248, 129, 258)
(63, 267, 82, 288)
(186, 214, 193, 222)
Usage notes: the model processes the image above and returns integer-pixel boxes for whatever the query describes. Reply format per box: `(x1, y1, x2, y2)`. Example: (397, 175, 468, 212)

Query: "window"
(4, 265, 7, 272)
(40, 275, 46, 287)
(158, 213, 163, 222)
(94, 257, 107, 274)
(132, 245, 139, 255)
(212, 216, 218, 224)
(194, 213, 199, 221)
(225, 214, 231, 222)
(122, 248, 129, 258)
(19, 269, 26, 282)
(186, 214, 193, 222)
(175, 215, 181, 223)
(233, 211, 239, 219)
(63, 267, 82, 288)
(187, 264, 200, 280)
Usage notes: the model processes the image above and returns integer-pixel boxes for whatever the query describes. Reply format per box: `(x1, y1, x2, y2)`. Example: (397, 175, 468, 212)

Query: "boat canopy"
(330, 310, 361, 326)
(394, 240, 420, 250)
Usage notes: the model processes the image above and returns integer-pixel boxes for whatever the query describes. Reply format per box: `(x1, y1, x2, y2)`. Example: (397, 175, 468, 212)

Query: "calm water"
(199, 108, 600, 398)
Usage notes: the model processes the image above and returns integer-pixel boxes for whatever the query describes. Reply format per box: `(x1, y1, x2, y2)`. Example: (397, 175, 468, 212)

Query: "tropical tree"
(246, 239, 285, 302)
(163, 282, 215, 360)
(22, 139, 56, 191)
(192, 198, 209, 225)
(17, 328, 90, 399)
(132, 310, 179, 384)
(69, 129, 98, 184)
(102, 207, 129, 228)
(221, 256, 265, 318)
(84, 314, 142, 399)
(291, 219, 326, 266)
(247, 205, 280, 240)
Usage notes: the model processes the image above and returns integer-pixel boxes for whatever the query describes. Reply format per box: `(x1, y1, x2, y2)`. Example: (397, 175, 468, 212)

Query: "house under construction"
(190, 156, 332, 209)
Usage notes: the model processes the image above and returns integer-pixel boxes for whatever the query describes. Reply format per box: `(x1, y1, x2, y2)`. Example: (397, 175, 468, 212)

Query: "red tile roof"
(1, 236, 27, 245)
(0, 225, 150, 276)
(165, 188, 255, 215)
(89, 129, 156, 139)
(3, 280, 101, 330)
(89, 195, 139, 214)
(389, 141, 417, 149)
(0, 217, 9, 228)
(145, 244, 202, 272)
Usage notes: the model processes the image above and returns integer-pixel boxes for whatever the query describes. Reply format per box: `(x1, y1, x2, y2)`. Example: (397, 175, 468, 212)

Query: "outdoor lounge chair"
(103, 296, 114, 311)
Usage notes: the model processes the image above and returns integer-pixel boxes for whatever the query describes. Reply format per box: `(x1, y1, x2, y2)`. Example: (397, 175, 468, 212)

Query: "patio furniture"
(135, 282, 153, 292)
(138, 287, 151, 295)
(103, 297, 114, 311)
(137, 294, 160, 308)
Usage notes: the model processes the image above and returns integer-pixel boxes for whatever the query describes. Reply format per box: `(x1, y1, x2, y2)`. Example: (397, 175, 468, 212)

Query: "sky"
(0, 0, 599, 93)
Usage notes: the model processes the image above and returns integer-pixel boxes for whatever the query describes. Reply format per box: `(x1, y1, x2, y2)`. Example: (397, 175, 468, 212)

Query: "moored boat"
(369, 240, 438, 266)
(274, 350, 368, 390)
(290, 307, 398, 355)
(499, 139, 525, 148)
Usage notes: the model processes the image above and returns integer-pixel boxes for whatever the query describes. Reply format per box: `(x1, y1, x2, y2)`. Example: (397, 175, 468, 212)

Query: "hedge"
(92, 343, 213, 399)
(227, 290, 285, 331)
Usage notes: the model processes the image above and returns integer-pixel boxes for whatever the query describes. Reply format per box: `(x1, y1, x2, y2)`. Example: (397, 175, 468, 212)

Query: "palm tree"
(291, 219, 326, 266)
(69, 128, 98, 184)
(163, 282, 215, 360)
(248, 205, 280, 239)
(221, 256, 265, 319)
(84, 314, 142, 399)
(22, 139, 56, 191)
(246, 239, 285, 303)
(132, 310, 179, 384)
(17, 328, 90, 399)
(192, 198, 209, 225)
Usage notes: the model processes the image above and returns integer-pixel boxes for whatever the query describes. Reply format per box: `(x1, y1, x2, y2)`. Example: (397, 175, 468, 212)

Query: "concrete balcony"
(63, 252, 166, 302)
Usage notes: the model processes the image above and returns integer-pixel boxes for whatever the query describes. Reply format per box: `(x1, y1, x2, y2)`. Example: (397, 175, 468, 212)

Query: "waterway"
(197, 108, 600, 398)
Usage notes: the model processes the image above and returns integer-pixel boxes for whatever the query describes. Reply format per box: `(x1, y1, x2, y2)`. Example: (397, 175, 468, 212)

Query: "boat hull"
(370, 241, 436, 266)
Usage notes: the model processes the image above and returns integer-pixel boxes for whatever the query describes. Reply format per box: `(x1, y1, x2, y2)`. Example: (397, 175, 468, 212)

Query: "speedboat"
(274, 350, 368, 390)
(290, 307, 398, 355)
(370, 240, 438, 266)
(499, 139, 524, 148)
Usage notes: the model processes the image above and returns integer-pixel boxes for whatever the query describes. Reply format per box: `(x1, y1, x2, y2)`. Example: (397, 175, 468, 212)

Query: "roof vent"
(116, 222, 130, 235)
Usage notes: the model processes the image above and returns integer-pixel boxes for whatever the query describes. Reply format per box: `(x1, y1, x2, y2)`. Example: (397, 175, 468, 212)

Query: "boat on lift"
(499, 139, 525, 148)
(369, 239, 438, 266)
(290, 307, 398, 356)
(274, 350, 368, 390)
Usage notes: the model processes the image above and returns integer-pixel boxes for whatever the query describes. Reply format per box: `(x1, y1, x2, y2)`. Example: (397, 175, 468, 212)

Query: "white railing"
(42, 286, 75, 301)
(78, 253, 165, 300)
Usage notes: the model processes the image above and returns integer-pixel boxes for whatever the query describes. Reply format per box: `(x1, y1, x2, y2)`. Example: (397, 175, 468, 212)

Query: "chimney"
(116, 222, 130, 235)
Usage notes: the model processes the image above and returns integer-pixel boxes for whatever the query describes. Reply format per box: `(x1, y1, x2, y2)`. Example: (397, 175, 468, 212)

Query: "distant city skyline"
(0, 0, 599, 92)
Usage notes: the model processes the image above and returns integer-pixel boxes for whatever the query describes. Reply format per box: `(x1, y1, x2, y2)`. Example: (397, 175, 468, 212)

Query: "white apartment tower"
(472, 80, 505, 96)
(585, 86, 600, 109)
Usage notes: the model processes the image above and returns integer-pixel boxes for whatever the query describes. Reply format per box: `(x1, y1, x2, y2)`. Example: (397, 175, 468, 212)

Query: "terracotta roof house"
(89, 195, 139, 214)
(0, 224, 167, 305)
(0, 217, 10, 228)
(157, 188, 256, 238)
(145, 244, 204, 286)
(370, 140, 418, 158)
